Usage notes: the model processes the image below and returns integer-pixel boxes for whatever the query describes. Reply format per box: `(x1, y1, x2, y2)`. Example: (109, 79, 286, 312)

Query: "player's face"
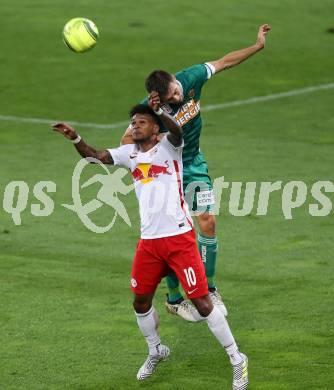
(163, 80, 183, 104)
(131, 114, 158, 143)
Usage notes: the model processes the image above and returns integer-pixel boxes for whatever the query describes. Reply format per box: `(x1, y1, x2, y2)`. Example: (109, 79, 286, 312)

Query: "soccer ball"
(62, 18, 99, 53)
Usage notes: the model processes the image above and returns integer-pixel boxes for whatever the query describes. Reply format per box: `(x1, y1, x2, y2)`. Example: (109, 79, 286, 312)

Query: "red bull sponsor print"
(131, 160, 172, 184)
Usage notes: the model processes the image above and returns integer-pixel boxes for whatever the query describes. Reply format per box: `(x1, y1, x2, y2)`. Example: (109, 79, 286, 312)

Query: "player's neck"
(137, 140, 158, 153)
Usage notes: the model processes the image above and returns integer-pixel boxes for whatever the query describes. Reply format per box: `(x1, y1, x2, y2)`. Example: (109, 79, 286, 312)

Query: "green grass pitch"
(1, 0, 334, 389)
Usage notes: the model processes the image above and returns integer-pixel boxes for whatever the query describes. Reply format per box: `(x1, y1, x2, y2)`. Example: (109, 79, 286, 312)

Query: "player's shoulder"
(159, 134, 183, 152)
(109, 143, 136, 158)
(119, 143, 137, 155)
(107, 143, 137, 168)
(175, 64, 207, 84)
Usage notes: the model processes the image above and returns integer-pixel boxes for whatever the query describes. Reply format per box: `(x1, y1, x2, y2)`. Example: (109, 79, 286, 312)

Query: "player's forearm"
(159, 110, 182, 139)
(53, 123, 113, 164)
(210, 43, 263, 72)
(72, 137, 113, 164)
(73, 138, 98, 159)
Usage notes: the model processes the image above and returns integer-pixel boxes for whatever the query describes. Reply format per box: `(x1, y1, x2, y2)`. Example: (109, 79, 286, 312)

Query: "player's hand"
(52, 122, 77, 140)
(256, 24, 271, 49)
(148, 91, 161, 112)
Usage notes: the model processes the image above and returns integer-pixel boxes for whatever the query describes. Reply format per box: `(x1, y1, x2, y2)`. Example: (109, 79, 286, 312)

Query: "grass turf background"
(1, 0, 334, 389)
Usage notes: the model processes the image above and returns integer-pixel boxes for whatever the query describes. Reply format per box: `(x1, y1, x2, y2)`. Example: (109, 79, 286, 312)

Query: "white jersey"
(108, 136, 193, 239)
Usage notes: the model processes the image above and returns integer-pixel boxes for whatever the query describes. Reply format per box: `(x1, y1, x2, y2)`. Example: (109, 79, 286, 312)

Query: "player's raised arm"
(208, 24, 271, 73)
(148, 91, 182, 147)
(120, 125, 134, 145)
(52, 123, 114, 164)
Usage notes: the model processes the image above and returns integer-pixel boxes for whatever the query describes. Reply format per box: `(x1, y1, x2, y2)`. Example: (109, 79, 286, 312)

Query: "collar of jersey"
(134, 143, 158, 164)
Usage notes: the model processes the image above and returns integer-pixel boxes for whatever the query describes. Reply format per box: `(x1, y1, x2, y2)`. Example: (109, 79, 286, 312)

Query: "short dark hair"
(129, 104, 159, 124)
(145, 70, 174, 99)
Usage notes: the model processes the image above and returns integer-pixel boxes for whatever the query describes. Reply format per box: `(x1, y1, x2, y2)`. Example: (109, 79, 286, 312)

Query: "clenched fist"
(256, 24, 271, 49)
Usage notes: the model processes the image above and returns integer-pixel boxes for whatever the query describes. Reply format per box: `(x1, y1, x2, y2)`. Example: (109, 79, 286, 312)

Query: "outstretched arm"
(148, 91, 182, 147)
(208, 24, 271, 73)
(52, 123, 114, 164)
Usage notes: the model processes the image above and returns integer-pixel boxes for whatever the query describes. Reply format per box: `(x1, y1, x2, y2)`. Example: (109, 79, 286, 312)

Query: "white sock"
(206, 306, 243, 365)
(136, 306, 161, 356)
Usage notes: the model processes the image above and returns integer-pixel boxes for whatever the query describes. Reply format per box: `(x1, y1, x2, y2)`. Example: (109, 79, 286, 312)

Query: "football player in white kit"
(52, 93, 248, 389)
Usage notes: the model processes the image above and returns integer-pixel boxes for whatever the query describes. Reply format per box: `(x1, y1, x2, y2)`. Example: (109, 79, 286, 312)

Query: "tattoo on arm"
(74, 140, 114, 164)
(96, 150, 114, 164)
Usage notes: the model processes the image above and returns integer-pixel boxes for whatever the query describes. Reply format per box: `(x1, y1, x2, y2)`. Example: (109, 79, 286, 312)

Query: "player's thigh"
(131, 239, 168, 296)
(166, 230, 208, 300)
(183, 153, 215, 215)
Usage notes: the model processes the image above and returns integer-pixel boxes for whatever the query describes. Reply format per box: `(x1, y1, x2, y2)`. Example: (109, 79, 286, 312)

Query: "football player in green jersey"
(121, 24, 271, 322)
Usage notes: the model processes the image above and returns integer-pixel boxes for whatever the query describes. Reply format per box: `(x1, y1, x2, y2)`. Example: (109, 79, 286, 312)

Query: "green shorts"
(183, 151, 214, 213)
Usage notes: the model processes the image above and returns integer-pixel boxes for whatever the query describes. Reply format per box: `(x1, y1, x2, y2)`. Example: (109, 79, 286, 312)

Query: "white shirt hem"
(141, 226, 192, 240)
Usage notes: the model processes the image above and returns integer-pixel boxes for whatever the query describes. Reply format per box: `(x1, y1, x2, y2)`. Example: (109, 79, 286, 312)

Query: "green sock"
(198, 233, 218, 289)
(166, 272, 183, 302)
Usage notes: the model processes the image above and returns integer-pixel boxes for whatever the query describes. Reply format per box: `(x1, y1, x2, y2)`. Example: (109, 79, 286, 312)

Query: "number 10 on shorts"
(184, 267, 197, 287)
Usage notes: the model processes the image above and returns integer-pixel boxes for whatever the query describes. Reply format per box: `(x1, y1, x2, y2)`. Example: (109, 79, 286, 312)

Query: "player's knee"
(191, 295, 213, 317)
(197, 213, 216, 236)
(133, 294, 152, 314)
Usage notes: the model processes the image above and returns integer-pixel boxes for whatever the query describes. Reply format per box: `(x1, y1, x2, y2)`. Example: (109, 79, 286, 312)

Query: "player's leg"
(164, 162, 201, 321)
(196, 211, 217, 288)
(131, 239, 170, 380)
(191, 294, 240, 359)
(166, 270, 183, 302)
(165, 269, 203, 322)
(165, 153, 227, 319)
(191, 295, 248, 390)
(196, 211, 227, 315)
(164, 158, 193, 306)
(189, 152, 227, 315)
(167, 232, 248, 389)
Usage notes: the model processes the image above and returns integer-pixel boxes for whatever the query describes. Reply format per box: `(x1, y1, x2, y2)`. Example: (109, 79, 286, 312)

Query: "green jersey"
(142, 63, 213, 165)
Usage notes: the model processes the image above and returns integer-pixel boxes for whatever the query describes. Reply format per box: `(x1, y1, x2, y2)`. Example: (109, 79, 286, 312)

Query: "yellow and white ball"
(63, 18, 99, 53)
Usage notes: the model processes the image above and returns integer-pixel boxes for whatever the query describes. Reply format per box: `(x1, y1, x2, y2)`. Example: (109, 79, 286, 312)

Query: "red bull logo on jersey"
(131, 161, 172, 184)
(175, 99, 200, 126)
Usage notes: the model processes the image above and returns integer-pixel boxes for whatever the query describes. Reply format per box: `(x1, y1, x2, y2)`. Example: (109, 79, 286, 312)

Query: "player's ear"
(153, 124, 159, 134)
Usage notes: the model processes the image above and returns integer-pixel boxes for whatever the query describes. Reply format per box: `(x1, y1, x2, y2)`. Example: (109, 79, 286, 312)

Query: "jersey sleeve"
(177, 63, 212, 90)
(107, 144, 135, 168)
(204, 62, 216, 79)
(160, 134, 184, 155)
